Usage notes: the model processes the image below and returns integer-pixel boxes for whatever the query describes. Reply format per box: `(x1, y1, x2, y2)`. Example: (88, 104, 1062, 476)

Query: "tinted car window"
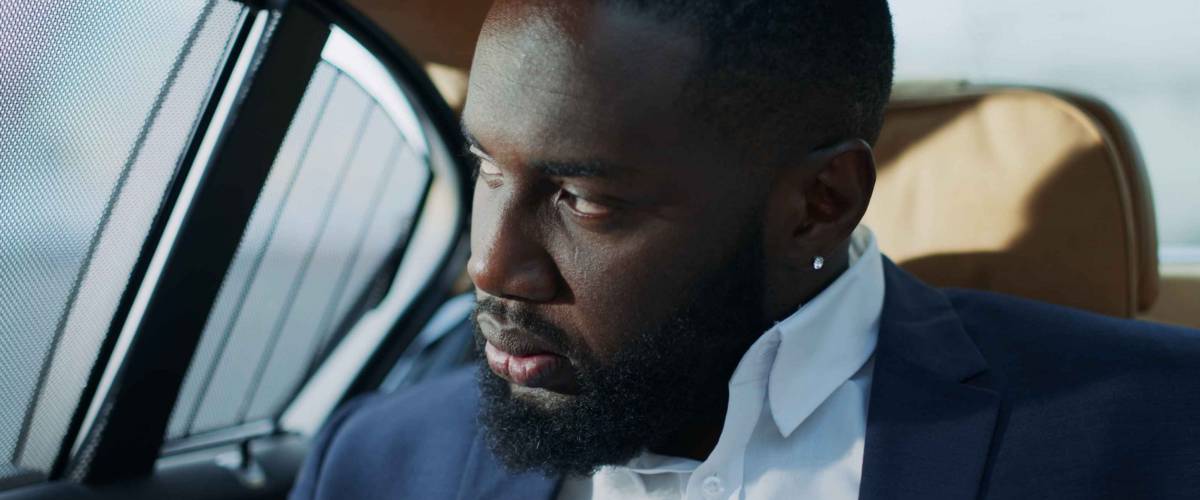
(0, 0, 245, 484)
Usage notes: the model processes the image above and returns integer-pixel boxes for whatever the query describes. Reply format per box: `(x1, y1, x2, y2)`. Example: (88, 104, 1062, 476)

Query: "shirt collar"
(605, 227, 886, 475)
(767, 225, 885, 438)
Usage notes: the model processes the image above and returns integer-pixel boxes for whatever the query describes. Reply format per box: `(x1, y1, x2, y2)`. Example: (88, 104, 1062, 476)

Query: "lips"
(477, 313, 579, 393)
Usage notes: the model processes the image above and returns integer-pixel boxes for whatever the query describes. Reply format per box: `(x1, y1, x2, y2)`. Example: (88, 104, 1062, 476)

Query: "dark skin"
(464, 0, 876, 461)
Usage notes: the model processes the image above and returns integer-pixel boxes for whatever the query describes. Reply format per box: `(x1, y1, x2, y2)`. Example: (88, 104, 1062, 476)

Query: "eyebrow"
(461, 122, 629, 180)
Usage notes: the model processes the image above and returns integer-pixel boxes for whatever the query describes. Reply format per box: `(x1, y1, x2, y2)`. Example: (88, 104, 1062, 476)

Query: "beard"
(474, 221, 768, 477)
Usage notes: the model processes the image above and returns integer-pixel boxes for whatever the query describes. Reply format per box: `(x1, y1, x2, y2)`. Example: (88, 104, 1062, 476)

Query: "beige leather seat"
(865, 83, 1159, 317)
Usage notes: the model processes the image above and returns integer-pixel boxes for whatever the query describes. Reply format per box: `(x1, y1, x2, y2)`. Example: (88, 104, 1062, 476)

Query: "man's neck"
(647, 396, 729, 461)
(644, 244, 854, 462)
(765, 241, 852, 324)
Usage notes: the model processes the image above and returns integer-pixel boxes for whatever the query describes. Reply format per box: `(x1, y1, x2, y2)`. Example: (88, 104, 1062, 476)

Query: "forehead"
(463, 2, 709, 168)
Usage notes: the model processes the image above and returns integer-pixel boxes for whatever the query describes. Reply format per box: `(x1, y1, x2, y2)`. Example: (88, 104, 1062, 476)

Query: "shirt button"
(701, 475, 724, 498)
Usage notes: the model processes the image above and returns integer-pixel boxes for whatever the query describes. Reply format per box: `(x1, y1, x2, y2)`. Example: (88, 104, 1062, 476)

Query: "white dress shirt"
(557, 226, 885, 500)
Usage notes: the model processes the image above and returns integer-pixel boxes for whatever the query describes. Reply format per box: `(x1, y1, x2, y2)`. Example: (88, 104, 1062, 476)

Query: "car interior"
(0, 1, 1195, 499)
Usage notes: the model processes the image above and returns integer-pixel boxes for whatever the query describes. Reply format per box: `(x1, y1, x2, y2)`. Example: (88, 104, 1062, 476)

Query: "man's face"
(462, 2, 774, 474)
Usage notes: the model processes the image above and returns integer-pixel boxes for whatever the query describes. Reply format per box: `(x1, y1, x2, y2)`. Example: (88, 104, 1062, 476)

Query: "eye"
(560, 190, 612, 217)
(478, 158, 501, 176)
(470, 145, 501, 176)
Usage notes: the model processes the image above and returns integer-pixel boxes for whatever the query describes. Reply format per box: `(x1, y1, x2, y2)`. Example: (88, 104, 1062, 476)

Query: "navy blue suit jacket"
(291, 262, 1200, 499)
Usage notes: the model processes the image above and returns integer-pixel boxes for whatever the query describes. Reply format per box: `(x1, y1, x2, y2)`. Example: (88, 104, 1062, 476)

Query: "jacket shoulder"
(943, 289, 1200, 496)
(290, 366, 480, 500)
(944, 288, 1200, 371)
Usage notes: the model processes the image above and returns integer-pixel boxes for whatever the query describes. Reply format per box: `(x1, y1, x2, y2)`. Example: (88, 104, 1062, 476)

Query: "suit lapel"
(456, 429, 561, 500)
(859, 261, 1001, 500)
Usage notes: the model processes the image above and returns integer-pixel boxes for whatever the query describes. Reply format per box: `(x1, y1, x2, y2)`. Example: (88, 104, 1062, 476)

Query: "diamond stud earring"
(812, 256, 825, 270)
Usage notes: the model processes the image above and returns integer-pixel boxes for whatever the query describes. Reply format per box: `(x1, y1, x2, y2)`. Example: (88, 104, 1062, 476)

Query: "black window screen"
(167, 58, 432, 441)
(0, 0, 245, 483)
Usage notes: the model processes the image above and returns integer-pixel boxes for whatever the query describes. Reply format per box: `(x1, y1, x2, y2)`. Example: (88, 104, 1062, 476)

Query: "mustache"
(473, 297, 573, 354)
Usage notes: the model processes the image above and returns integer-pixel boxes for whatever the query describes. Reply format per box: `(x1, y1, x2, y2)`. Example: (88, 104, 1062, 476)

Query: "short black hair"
(612, 0, 895, 161)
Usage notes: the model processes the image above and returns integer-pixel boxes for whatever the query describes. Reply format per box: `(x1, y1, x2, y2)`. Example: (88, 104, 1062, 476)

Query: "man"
(291, 0, 1200, 498)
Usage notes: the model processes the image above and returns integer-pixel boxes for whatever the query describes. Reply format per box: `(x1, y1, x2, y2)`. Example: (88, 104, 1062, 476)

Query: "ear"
(766, 139, 877, 267)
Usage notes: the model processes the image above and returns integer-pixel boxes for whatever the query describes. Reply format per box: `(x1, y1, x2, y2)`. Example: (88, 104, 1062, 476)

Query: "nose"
(468, 207, 559, 303)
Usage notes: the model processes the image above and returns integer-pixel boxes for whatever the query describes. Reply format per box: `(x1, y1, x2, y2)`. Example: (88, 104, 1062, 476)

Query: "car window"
(890, 0, 1200, 252)
(0, 0, 246, 486)
(165, 42, 432, 444)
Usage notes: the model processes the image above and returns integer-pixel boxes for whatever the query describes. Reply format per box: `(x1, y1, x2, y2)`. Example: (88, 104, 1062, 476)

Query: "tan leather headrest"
(865, 83, 1159, 317)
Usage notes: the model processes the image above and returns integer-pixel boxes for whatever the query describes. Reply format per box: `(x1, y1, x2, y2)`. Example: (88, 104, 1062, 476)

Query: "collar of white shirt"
(558, 226, 885, 499)
(767, 225, 884, 438)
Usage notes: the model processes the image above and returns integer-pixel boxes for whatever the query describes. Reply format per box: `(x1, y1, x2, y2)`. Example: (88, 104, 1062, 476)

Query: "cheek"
(551, 228, 708, 358)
